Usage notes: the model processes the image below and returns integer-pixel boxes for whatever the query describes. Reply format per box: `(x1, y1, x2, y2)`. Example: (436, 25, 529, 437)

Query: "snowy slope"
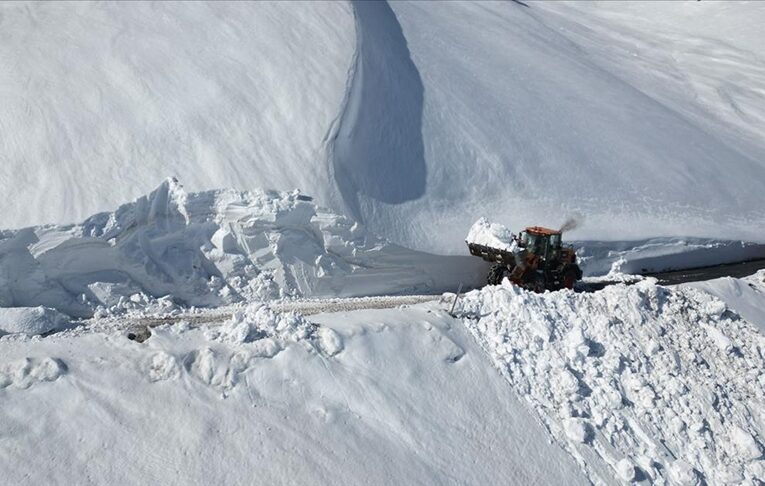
(374, 1, 765, 251)
(684, 270, 765, 334)
(2, 1, 764, 254)
(0, 303, 587, 486)
(0, 2, 354, 228)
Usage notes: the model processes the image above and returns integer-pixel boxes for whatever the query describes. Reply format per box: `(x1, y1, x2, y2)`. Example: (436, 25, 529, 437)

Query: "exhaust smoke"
(559, 215, 581, 233)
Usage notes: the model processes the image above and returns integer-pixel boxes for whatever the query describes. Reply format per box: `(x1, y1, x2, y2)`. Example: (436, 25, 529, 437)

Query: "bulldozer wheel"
(563, 267, 578, 289)
(487, 263, 510, 286)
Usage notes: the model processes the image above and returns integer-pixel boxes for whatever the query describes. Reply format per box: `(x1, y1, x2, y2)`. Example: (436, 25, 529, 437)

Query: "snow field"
(458, 279, 765, 484)
(0, 304, 587, 485)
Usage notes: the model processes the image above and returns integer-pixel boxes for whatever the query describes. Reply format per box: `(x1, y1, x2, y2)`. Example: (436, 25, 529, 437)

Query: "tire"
(562, 266, 579, 289)
(487, 263, 510, 286)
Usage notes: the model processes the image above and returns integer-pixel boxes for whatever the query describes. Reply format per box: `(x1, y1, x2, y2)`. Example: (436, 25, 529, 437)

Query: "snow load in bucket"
(465, 218, 519, 253)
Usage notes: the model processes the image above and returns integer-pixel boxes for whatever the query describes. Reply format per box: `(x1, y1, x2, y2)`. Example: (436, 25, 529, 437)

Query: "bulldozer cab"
(519, 227, 562, 262)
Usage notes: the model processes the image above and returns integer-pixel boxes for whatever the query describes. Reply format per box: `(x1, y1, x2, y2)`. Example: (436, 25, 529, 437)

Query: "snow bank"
(0, 307, 69, 336)
(465, 217, 517, 252)
(576, 237, 765, 276)
(684, 270, 765, 334)
(0, 179, 484, 318)
(458, 280, 765, 484)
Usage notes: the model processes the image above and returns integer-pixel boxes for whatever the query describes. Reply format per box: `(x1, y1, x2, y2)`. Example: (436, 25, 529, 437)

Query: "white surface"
(465, 217, 518, 253)
(0, 306, 69, 336)
(2, 2, 765, 253)
(0, 1, 354, 229)
(684, 270, 765, 334)
(458, 278, 765, 484)
(0, 179, 484, 319)
(0, 303, 587, 486)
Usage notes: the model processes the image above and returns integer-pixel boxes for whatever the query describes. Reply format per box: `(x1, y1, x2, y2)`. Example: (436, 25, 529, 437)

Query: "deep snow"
(0, 303, 587, 486)
(0, 179, 484, 318)
(457, 278, 765, 484)
(2, 1, 764, 252)
(2, 2, 765, 484)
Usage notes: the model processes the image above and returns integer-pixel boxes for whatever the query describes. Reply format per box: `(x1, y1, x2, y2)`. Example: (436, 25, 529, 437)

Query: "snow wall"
(1, 1, 764, 254)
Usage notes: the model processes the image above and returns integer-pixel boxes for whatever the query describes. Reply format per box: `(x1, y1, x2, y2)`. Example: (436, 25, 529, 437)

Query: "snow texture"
(0, 307, 69, 336)
(0, 305, 587, 486)
(465, 217, 518, 253)
(458, 279, 765, 484)
(2, 2, 764, 253)
(0, 179, 484, 321)
(685, 270, 765, 334)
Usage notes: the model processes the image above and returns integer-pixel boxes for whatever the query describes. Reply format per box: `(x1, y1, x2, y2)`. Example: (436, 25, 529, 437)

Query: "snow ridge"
(459, 280, 765, 484)
(0, 179, 484, 319)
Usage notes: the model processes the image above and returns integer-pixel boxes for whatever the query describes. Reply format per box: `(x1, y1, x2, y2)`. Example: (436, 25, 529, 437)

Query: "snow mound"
(0, 307, 70, 336)
(684, 270, 765, 334)
(465, 217, 518, 253)
(0, 179, 484, 318)
(458, 280, 765, 484)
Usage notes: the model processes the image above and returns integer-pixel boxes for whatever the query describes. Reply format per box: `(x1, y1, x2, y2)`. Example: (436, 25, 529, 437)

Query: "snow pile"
(0, 178, 484, 320)
(208, 304, 344, 360)
(0, 307, 69, 336)
(685, 270, 765, 334)
(0, 1, 354, 230)
(458, 280, 765, 484)
(465, 217, 518, 252)
(576, 237, 765, 276)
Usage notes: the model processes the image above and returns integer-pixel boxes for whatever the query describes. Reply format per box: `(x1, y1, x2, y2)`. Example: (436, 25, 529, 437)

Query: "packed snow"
(0, 304, 587, 486)
(0, 307, 69, 336)
(0, 178, 484, 320)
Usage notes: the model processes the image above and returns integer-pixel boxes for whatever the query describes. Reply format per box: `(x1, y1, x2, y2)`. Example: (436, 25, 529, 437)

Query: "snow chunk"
(615, 458, 636, 482)
(466, 217, 518, 252)
(730, 426, 762, 461)
(564, 418, 593, 444)
(317, 327, 344, 357)
(0, 307, 69, 336)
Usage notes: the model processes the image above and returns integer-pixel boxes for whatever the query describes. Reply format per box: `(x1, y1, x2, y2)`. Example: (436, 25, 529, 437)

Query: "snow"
(0, 304, 587, 485)
(465, 217, 518, 252)
(684, 270, 765, 334)
(2, 1, 764, 254)
(0, 179, 484, 320)
(0, 1, 355, 231)
(0, 306, 69, 336)
(2, 2, 765, 484)
(456, 278, 765, 484)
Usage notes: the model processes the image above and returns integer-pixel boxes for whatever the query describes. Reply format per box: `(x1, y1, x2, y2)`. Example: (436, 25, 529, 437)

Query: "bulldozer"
(467, 225, 582, 292)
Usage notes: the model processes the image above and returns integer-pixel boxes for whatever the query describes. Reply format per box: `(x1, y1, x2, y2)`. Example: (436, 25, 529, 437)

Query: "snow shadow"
(332, 0, 426, 220)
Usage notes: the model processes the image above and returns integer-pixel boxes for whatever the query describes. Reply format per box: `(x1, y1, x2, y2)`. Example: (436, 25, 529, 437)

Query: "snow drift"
(458, 279, 765, 484)
(0, 179, 483, 319)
